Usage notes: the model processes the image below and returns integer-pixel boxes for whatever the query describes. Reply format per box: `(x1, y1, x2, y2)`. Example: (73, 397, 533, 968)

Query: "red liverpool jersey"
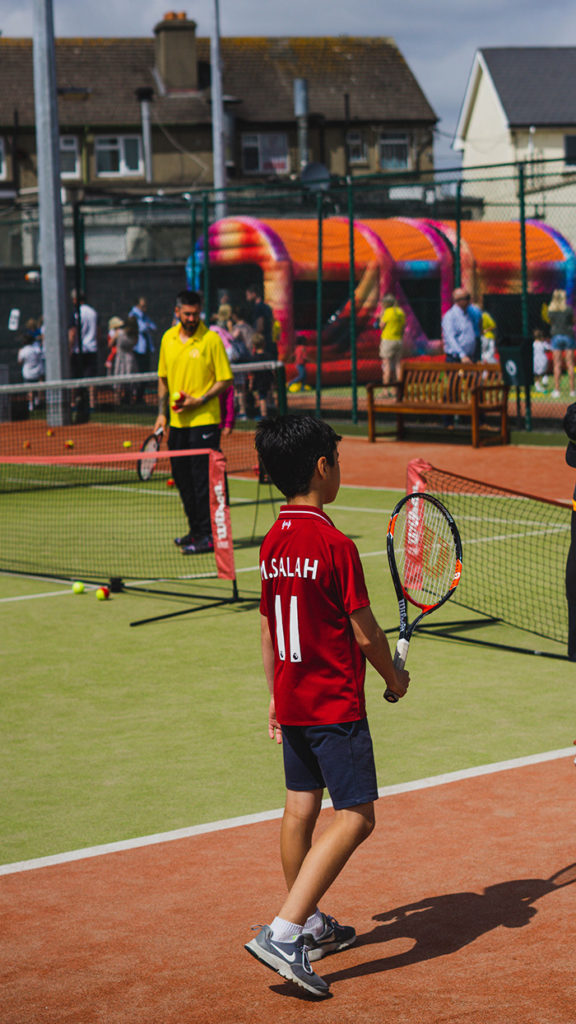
(259, 505, 370, 725)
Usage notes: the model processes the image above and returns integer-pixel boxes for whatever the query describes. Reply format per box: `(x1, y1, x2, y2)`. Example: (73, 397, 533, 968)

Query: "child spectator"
(480, 308, 497, 363)
(533, 328, 550, 393)
(288, 336, 309, 392)
(17, 320, 44, 411)
(251, 333, 275, 420)
(105, 316, 123, 375)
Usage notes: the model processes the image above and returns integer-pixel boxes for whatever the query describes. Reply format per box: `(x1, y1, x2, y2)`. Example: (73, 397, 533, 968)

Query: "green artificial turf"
(0, 478, 573, 866)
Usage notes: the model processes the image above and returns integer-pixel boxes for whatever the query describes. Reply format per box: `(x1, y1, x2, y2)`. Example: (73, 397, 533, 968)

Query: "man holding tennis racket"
(245, 415, 409, 998)
(154, 290, 233, 555)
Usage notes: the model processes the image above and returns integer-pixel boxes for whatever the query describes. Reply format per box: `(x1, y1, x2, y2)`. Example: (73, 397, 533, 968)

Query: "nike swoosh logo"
(270, 942, 296, 962)
(202, 433, 212, 440)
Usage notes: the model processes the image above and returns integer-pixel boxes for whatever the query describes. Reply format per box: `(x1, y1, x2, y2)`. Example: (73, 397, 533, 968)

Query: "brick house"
(0, 12, 437, 197)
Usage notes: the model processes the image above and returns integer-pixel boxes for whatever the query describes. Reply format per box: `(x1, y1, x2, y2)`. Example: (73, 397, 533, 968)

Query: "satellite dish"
(300, 162, 331, 191)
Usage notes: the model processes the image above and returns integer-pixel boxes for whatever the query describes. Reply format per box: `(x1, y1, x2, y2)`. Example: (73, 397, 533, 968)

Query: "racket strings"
(394, 500, 458, 607)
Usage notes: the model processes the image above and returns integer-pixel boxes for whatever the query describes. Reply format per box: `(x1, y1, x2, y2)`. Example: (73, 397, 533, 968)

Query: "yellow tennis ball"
(72, 581, 84, 595)
(123, 440, 132, 449)
(96, 586, 110, 601)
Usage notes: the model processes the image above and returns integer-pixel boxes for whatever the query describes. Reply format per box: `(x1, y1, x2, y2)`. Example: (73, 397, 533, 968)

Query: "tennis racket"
(136, 427, 164, 481)
(385, 492, 462, 703)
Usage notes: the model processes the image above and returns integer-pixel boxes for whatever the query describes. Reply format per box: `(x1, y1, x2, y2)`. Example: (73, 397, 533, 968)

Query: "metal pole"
(455, 179, 462, 289)
(190, 201, 197, 288)
(210, 0, 227, 220)
(137, 91, 154, 184)
(347, 178, 358, 423)
(518, 161, 531, 431)
(518, 163, 530, 337)
(72, 201, 85, 300)
(294, 79, 309, 171)
(33, 0, 70, 423)
(315, 190, 323, 416)
(202, 193, 211, 321)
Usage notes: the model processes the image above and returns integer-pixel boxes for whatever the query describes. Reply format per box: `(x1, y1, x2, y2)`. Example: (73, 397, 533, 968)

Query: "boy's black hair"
(255, 415, 341, 498)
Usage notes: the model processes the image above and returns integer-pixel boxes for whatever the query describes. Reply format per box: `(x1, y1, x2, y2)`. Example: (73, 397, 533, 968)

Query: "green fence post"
(315, 190, 323, 417)
(189, 201, 197, 288)
(202, 193, 211, 321)
(454, 180, 462, 289)
(276, 362, 287, 415)
(347, 178, 358, 424)
(518, 162, 532, 431)
(72, 200, 85, 298)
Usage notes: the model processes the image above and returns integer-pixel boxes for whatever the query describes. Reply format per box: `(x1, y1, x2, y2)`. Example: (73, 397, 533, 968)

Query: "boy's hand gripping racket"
(136, 427, 164, 481)
(385, 492, 462, 703)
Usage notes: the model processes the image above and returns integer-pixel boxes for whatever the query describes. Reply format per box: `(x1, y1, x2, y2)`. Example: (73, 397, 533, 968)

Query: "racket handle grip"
(384, 639, 409, 704)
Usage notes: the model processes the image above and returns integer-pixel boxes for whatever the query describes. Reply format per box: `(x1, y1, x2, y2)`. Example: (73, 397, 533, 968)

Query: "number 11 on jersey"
(275, 595, 302, 662)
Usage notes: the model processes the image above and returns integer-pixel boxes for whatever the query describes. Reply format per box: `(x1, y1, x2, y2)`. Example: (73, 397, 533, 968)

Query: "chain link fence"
(2, 158, 575, 434)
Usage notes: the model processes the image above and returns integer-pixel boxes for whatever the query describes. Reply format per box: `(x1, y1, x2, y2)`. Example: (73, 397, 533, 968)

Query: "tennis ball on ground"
(46, 429, 55, 437)
(167, 478, 175, 487)
(72, 581, 85, 594)
(65, 439, 74, 448)
(96, 586, 110, 601)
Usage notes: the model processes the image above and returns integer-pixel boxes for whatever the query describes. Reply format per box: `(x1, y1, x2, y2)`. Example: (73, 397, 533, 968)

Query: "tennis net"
(0, 363, 284, 473)
(407, 459, 570, 645)
(0, 447, 236, 585)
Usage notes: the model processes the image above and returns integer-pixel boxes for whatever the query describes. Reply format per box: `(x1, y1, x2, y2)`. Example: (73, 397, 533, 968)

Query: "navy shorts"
(281, 718, 378, 810)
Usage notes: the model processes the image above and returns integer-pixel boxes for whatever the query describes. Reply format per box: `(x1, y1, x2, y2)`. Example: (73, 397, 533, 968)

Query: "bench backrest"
(399, 360, 506, 406)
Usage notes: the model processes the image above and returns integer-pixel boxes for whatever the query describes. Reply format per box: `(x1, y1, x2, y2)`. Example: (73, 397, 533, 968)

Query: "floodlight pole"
(33, 0, 70, 424)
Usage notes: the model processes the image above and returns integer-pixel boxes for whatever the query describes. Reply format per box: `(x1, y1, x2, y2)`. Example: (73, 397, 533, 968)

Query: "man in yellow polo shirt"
(379, 293, 406, 393)
(154, 290, 233, 555)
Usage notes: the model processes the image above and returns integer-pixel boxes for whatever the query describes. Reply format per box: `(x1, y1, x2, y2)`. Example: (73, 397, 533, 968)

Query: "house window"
(60, 136, 80, 178)
(379, 133, 410, 171)
(241, 133, 290, 175)
(564, 136, 576, 168)
(95, 135, 143, 176)
(0, 138, 5, 180)
(346, 130, 368, 166)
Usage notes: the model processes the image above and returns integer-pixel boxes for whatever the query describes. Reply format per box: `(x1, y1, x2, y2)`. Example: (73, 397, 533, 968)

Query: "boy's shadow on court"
(323, 863, 576, 983)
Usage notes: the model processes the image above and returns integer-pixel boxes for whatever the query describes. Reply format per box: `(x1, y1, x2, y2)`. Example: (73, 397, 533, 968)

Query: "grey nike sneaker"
(302, 912, 356, 961)
(245, 925, 330, 998)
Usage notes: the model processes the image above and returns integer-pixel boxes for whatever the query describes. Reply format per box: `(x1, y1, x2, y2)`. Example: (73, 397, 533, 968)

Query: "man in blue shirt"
(129, 296, 157, 374)
(442, 288, 481, 362)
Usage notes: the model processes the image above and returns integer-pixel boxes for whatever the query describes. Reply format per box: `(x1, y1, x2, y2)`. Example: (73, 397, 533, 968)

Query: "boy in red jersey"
(245, 415, 409, 998)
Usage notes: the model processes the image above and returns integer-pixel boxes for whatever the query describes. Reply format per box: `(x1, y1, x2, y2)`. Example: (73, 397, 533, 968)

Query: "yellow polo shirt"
(380, 305, 406, 342)
(158, 321, 232, 428)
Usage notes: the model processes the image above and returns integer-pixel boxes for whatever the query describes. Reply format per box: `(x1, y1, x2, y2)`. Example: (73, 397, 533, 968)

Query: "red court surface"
(3, 437, 574, 1022)
(338, 436, 572, 503)
(2, 756, 575, 1023)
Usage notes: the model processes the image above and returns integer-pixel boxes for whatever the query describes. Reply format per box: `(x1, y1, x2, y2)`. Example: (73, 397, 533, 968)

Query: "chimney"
(154, 12, 198, 91)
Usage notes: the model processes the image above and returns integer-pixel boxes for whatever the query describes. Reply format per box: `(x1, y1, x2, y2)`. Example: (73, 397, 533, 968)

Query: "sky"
(3, 0, 576, 168)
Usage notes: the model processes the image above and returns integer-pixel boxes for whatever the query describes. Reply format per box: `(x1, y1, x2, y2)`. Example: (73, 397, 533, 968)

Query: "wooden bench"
(366, 359, 510, 448)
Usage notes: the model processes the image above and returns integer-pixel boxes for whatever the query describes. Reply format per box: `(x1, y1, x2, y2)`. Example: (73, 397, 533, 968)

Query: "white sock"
(270, 916, 303, 942)
(304, 909, 324, 937)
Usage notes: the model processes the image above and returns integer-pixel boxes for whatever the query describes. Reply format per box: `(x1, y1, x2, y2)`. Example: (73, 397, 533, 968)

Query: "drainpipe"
(136, 87, 154, 184)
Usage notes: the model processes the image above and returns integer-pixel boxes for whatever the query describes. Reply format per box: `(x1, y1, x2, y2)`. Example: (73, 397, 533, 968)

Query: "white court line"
(1, 747, 572, 877)
(0, 588, 90, 604)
